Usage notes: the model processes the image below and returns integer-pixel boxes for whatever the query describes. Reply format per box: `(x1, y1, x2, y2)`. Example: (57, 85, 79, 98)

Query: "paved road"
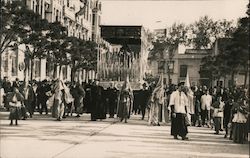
(0, 112, 249, 158)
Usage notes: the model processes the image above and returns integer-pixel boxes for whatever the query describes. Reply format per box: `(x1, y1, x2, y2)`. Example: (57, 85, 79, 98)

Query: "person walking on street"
(201, 90, 213, 127)
(169, 82, 189, 140)
(211, 96, 224, 134)
(71, 82, 85, 117)
(139, 83, 150, 120)
(117, 78, 133, 123)
(8, 85, 24, 125)
(148, 76, 164, 126)
(53, 80, 67, 121)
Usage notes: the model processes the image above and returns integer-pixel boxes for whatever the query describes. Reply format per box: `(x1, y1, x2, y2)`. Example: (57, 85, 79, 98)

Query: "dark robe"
(138, 89, 150, 119)
(117, 89, 133, 120)
(106, 87, 118, 117)
(84, 84, 92, 113)
(91, 85, 106, 120)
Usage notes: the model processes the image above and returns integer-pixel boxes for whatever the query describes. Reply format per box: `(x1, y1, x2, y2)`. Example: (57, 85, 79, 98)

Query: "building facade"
(149, 39, 249, 88)
(1, 0, 102, 82)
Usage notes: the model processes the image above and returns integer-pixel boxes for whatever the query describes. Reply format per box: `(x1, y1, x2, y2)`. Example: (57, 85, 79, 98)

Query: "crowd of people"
(0, 76, 249, 144)
(167, 82, 249, 143)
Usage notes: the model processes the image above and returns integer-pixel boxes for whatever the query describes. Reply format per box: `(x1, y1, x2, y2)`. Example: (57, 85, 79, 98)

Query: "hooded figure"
(52, 79, 73, 121)
(117, 77, 133, 123)
(148, 75, 164, 126)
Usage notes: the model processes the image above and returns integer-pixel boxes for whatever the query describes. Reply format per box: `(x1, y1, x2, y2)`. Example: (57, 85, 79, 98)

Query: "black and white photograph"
(0, 0, 249, 157)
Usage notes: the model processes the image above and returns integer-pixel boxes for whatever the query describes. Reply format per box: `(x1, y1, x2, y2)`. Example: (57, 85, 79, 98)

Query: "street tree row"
(0, 1, 99, 82)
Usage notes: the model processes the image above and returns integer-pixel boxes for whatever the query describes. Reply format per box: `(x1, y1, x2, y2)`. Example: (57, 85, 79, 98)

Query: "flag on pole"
(184, 72, 194, 121)
(152, 74, 164, 105)
(184, 72, 191, 88)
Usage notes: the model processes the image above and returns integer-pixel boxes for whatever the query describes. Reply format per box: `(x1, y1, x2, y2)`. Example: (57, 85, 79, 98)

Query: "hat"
(178, 82, 184, 87)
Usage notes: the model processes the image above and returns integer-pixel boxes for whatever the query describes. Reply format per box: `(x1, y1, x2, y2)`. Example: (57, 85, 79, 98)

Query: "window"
(180, 65, 187, 78)
(41, 0, 43, 15)
(92, 14, 95, 25)
(55, 10, 59, 22)
(33, 1, 35, 12)
(11, 55, 17, 76)
(158, 61, 165, 73)
(35, 1, 39, 13)
(67, 0, 69, 7)
(3, 55, 8, 73)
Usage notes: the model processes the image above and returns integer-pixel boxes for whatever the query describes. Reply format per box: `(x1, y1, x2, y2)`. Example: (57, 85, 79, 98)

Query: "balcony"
(63, 6, 75, 21)
(78, 18, 91, 31)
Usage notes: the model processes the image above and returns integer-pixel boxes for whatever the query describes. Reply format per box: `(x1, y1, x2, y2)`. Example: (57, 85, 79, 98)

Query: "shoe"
(182, 137, 189, 140)
(174, 136, 178, 140)
(157, 123, 160, 126)
(219, 129, 223, 132)
(224, 135, 228, 138)
(76, 115, 80, 117)
(9, 123, 13, 126)
(214, 132, 219, 135)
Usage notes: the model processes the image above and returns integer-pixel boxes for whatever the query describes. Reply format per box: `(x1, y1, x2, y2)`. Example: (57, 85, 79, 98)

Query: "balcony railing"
(63, 6, 75, 21)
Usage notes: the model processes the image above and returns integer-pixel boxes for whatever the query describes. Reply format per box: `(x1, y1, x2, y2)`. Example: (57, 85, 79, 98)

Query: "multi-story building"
(1, 0, 102, 82)
(149, 38, 249, 88)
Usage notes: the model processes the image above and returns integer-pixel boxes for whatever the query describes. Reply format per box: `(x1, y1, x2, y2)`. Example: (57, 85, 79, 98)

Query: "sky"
(100, 0, 248, 30)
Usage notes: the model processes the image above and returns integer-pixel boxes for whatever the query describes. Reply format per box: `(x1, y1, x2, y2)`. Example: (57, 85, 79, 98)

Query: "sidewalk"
(0, 112, 249, 158)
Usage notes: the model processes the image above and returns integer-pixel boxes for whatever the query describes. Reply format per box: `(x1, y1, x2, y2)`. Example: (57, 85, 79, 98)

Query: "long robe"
(117, 90, 133, 120)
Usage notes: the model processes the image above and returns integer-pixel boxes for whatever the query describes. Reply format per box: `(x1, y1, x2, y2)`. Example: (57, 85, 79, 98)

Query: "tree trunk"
(231, 71, 235, 87)
(24, 58, 29, 86)
(0, 53, 2, 80)
(30, 58, 34, 81)
(53, 63, 57, 79)
(223, 76, 226, 88)
(244, 65, 249, 87)
(59, 65, 62, 80)
(71, 61, 76, 82)
(244, 70, 248, 88)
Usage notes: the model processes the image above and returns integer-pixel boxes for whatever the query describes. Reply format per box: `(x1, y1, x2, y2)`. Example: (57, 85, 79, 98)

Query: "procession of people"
(0, 75, 249, 144)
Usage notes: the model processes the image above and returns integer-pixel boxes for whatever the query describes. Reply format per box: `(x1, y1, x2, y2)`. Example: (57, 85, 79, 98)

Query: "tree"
(149, 23, 187, 84)
(46, 22, 69, 79)
(1, 1, 50, 81)
(17, 12, 49, 80)
(188, 16, 235, 49)
(0, 1, 26, 79)
(223, 16, 249, 87)
(67, 37, 98, 82)
(200, 9, 249, 87)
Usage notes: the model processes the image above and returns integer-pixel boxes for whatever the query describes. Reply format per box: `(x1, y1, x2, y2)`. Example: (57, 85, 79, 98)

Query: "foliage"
(200, 12, 249, 86)
(46, 22, 69, 67)
(143, 73, 158, 85)
(188, 16, 235, 49)
(149, 23, 187, 61)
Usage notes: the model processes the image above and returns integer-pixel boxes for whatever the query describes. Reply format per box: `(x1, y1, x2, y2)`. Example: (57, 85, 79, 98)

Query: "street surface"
(0, 112, 249, 158)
